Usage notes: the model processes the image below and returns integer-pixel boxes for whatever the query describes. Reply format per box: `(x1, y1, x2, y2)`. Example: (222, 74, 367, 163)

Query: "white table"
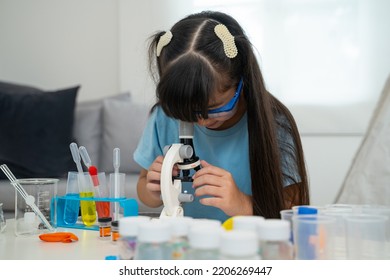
(0, 219, 120, 260)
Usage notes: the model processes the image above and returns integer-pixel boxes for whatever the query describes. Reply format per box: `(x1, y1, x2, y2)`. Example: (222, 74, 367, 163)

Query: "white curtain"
(336, 74, 390, 205)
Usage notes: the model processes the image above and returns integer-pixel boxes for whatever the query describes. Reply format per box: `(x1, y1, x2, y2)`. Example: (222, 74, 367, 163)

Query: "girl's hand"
(192, 160, 253, 216)
(145, 155, 180, 201)
(145, 156, 164, 201)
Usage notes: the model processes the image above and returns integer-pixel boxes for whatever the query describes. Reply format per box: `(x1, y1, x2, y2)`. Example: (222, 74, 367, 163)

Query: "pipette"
(79, 146, 91, 168)
(70, 142, 83, 174)
(0, 164, 54, 232)
(79, 146, 101, 188)
(79, 146, 97, 183)
(113, 148, 120, 221)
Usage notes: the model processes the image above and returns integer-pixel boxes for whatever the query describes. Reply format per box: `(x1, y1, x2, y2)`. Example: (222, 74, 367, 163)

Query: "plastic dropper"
(78, 146, 91, 167)
(70, 142, 83, 174)
(113, 148, 120, 221)
(79, 146, 98, 185)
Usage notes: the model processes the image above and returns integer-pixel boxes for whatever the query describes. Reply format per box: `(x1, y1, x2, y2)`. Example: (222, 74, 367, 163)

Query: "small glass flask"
(98, 217, 112, 239)
(111, 220, 120, 242)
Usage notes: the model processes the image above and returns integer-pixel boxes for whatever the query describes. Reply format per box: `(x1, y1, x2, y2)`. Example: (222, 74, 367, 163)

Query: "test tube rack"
(55, 196, 138, 231)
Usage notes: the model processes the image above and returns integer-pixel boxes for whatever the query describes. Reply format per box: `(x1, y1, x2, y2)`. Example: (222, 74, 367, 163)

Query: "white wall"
(302, 136, 363, 206)
(118, 0, 194, 106)
(1, 0, 389, 206)
(0, 0, 119, 101)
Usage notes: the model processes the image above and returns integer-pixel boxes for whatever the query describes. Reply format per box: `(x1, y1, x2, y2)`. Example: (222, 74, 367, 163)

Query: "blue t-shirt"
(133, 106, 299, 222)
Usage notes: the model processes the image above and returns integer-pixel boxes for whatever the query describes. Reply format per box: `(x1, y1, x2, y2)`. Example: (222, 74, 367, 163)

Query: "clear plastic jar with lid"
(118, 216, 150, 260)
(258, 219, 293, 260)
(219, 229, 260, 260)
(162, 217, 193, 260)
(134, 221, 172, 260)
(187, 222, 221, 260)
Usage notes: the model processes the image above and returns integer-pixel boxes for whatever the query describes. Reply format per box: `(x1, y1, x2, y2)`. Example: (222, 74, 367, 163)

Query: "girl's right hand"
(145, 155, 180, 201)
(145, 155, 165, 201)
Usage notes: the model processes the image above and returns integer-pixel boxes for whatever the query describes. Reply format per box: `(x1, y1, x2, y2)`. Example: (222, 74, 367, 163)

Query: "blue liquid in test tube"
(63, 193, 80, 225)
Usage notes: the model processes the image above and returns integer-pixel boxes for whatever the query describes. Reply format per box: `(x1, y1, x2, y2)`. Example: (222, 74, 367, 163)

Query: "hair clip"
(214, 24, 238, 58)
(156, 31, 173, 57)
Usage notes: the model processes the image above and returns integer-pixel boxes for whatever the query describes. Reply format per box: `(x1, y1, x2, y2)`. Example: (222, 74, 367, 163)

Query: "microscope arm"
(160, 143, 194, 218)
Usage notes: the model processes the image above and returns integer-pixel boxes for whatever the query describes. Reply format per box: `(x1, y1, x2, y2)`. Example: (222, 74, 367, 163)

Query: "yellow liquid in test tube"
(80, 191, 97, 226)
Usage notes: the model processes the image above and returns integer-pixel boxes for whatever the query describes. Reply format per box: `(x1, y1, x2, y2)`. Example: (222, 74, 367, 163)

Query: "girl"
(134, 11, 309, 222)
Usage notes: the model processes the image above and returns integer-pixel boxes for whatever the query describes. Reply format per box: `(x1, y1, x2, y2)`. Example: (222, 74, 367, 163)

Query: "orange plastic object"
(39, 232, 79, 243)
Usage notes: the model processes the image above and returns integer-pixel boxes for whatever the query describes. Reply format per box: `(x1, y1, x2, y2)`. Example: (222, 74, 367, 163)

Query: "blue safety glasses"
(198, 77, 244, 119)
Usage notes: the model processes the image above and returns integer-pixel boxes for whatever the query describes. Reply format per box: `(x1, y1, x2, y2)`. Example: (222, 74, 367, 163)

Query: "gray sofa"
(0, 91, 162, 217)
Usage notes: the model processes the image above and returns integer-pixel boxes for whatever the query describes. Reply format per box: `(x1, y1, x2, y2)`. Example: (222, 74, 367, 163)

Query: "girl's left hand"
(192, 160, 253, 216)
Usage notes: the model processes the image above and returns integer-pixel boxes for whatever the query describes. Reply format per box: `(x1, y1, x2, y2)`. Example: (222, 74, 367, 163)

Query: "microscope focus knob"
(179, 145, 193, 159)
(178, 193, 194, 203)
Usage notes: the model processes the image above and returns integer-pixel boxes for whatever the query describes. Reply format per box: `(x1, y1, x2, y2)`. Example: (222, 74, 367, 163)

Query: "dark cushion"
(0, 81, 79, 179)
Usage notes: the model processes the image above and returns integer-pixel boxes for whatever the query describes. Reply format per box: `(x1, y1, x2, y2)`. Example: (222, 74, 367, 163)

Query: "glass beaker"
(15, 178, 58, 236)
(0, 202, 6, 233)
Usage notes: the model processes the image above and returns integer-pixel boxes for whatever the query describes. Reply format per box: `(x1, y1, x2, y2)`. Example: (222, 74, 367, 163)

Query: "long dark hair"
(148, 11, 309, 218)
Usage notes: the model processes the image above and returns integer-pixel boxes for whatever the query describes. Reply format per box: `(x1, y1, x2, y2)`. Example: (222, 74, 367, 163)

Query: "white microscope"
(159, 121, 201, 218)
